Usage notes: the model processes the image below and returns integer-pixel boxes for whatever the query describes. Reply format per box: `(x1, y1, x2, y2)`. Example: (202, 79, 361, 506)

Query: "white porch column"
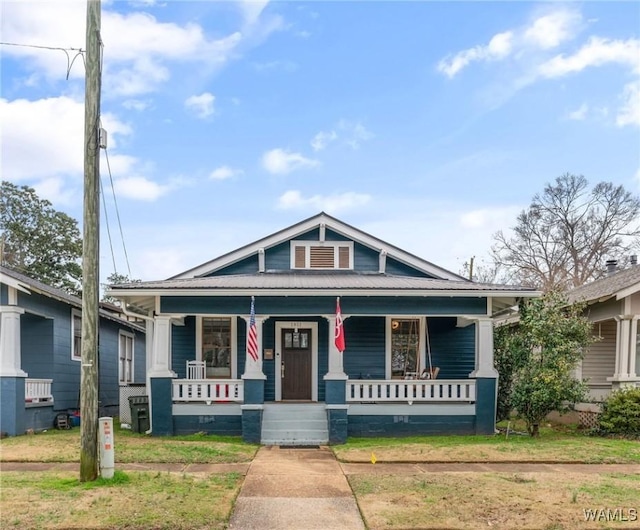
(148, 315, 176, 378)
(324, 315, 347, 380)
(0, 305, 27, 377)
(469, 317, 498, 378)
(242, 316, 266, 379)
(609, 315, 640, 387)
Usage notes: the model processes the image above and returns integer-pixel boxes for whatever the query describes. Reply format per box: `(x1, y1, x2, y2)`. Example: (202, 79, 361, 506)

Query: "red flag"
(247, 296, 259, 362)
(334, 297, 346, 353)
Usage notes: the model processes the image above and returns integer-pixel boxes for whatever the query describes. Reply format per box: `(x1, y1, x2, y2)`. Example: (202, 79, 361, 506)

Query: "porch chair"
(420, 367, 440, 380)
(186, 360, 206, 379)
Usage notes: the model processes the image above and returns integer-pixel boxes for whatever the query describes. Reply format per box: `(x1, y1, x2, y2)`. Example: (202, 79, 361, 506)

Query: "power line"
(0, 41, 85, 79)
(103, 142, 133, 279)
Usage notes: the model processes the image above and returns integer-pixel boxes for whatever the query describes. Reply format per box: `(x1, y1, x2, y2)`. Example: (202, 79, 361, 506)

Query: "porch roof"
(108, 272, 538, 316)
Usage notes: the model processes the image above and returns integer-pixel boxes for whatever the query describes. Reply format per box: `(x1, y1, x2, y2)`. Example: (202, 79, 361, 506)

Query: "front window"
(201, 317, 232, 378)
(119, 332, 134, 383)
(72, 311, 82, 361)
(390, 318, 420, 378)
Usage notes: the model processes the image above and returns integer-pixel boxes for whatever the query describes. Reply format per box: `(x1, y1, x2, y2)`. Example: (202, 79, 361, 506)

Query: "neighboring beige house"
(567, 262, 640, 401)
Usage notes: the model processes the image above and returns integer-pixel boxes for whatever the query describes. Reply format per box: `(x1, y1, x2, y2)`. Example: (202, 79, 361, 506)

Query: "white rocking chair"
(186, 360, 206, 380)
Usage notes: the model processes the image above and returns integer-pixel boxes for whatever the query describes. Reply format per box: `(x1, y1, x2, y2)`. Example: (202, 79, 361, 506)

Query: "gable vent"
(310, 246, 334, 268)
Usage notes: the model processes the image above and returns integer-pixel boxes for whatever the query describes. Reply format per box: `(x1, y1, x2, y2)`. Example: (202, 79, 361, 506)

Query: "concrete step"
(261, 403, 328, 445)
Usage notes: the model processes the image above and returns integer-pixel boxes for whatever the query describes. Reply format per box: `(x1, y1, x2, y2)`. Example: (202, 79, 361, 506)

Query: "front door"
(281, 328, 312, 400)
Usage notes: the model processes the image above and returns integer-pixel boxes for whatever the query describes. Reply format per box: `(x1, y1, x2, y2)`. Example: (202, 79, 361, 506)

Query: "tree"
(498, 291, 592, 436)
(493, 174, 640, 291)
(101, 272, 139, 304)
(0, 181, 83, 294)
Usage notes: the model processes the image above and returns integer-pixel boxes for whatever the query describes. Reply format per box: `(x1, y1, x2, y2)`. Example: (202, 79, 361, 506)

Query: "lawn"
(333, 423, 640, 464)
(0, 427, 258, 464)
(1, 423, 638, 529)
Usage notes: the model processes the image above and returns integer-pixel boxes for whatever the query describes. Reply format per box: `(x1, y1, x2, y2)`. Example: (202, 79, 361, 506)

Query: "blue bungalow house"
(0, 266, 146, 436)
(107, 213, 538, 444)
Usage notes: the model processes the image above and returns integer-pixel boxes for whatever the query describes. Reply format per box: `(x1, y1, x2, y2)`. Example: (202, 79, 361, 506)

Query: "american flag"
(247, 296, 259, 362)
(335, 297, 346, 353)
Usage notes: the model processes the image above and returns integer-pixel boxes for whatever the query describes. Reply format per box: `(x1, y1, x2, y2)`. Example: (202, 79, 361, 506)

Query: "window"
(390, 318, 420, 378)
(200, 317, 234, 378)
(119, 332, 135, 383)
(291, 241, 353, 270)
(71, 311, 82, 361)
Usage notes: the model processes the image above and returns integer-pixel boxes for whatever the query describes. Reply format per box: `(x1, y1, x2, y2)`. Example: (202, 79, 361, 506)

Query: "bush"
(595, 387, 640, 437)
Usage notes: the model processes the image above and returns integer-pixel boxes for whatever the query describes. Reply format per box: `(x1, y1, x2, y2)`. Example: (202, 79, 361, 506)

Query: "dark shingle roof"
(566, 265, 640, 304)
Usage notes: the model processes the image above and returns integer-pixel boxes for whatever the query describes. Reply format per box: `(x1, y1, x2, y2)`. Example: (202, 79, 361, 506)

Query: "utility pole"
(80, 0, 102, 482)
(468, 256, 474, 281)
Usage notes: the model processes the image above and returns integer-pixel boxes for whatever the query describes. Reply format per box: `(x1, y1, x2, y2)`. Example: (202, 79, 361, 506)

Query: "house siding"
(172, 317, 196, 378)
(583, 320, 616, 387)
(428, 318, 476, 379)
(343, 317, 386, 379)
(161, 296, 487, 316)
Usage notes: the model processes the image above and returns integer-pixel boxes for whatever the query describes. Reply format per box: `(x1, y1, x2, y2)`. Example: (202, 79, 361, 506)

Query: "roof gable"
(170, 212, 466, 281)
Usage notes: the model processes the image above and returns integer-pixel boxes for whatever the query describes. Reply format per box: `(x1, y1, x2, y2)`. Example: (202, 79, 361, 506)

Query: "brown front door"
(281, 328, 312, 400)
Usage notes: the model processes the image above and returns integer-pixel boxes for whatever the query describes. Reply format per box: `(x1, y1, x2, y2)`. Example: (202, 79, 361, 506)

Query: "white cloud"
(567, 103, 589, 121)
(616, 81, 640, 127)
(0, 96, 85, 181)
(438, 8, 581, 78)
(338, 120, 375, 149)
(311, 130, 337, 151)
(185, 92, 215, 118)
(524, 10, 582, 49)
(538, 37, 640, 78)
(113, 176, 172, 201)
(210, 166, 243, 180)
(437, 31, 514, 78)
(277, 190, 371, 213)
(122, 99, 152, 111)
(262, 148, 319, 174)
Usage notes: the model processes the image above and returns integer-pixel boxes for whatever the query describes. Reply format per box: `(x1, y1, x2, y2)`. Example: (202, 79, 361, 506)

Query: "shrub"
(595, 387, 640, 437)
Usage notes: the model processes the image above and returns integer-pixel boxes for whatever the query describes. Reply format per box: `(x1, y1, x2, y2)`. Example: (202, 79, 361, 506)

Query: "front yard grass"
(1, 470, 242, 529)
(350, 472, 640, 530)
(0, 427, 258, 464)
(334, 422, 640, 464)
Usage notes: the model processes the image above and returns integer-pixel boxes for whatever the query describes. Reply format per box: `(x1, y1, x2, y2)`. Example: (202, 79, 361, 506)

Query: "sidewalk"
(228, 446, 366, 530)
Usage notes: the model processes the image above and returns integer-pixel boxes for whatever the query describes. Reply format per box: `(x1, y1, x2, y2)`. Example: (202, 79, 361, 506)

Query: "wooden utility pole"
(80, 0, 102, 482)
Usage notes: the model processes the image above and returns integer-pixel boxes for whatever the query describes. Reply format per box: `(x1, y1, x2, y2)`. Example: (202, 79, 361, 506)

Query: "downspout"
(119, 302, 155, 435)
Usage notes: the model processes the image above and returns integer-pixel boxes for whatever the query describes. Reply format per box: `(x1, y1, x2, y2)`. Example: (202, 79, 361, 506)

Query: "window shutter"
(338, 246, 350, 269)
(294, 246, 306, 268)
(310, 246, 335, 268)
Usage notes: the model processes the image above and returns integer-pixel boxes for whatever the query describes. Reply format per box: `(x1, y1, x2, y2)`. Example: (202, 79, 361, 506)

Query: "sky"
(1, 0, 639, 285)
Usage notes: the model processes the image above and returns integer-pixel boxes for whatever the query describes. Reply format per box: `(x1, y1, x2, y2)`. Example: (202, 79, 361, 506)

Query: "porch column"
(241, 316, 265, 444)
(0, 305, 27, 377)
(608, 315, 640, 389)
(323, 315, 348, 443)
(469, 318, 498, 378)
(148, 316, 175, 377)
(469, 317, 498, 435)
(0, 286, 27, 436)
(324, 315, 347, 380)
(148, 315, 175, 436)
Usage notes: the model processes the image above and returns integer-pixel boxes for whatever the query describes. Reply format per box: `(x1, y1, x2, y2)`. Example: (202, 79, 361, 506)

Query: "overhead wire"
(0, 41, 85, 79)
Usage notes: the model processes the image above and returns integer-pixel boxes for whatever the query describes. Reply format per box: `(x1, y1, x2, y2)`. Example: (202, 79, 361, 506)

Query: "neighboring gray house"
(0, 266, 146, 436)
(567, 262, 640, 401)
(107, 212, 538, 444)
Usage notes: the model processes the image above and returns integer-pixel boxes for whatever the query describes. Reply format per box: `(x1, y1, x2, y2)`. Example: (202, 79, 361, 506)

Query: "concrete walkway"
(228, 446, 365, 530)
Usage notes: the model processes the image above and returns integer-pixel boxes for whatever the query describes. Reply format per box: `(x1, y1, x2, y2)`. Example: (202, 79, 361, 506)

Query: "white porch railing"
(25, 379, 54, 403)
(172, 379, 244, 403)
(346, 379, 476, 403)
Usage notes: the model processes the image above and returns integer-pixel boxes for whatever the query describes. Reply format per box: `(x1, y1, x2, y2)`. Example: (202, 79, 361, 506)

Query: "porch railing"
(25, 378, 54, 403)
(346, 379, 476, 403)
(172, 379, 244, 403)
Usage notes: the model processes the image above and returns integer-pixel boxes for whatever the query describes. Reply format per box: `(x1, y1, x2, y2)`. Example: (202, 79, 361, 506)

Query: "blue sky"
(2, 1, 639, 283)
